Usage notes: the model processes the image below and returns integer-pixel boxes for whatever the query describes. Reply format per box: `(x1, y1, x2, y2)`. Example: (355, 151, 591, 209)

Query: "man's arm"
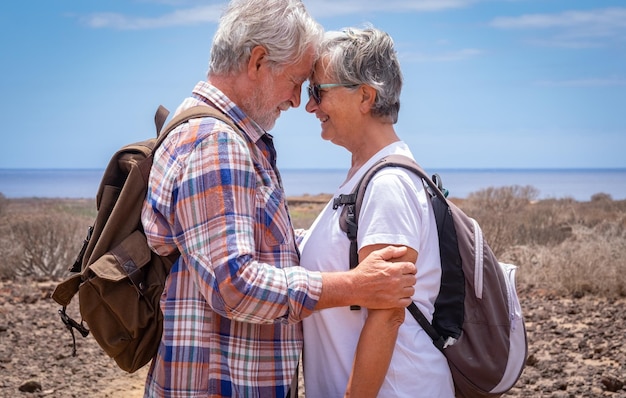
(315, 245, 416, 310)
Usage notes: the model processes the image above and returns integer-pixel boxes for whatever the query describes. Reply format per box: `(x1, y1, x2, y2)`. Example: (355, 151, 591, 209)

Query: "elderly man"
(141, 1, 417, 396)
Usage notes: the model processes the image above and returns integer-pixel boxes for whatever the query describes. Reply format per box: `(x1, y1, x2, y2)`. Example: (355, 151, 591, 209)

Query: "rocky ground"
(1, 279, 625, 397)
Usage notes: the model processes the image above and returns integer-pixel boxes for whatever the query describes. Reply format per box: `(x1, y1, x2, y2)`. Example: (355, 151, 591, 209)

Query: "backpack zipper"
(471, 218, 484, 299)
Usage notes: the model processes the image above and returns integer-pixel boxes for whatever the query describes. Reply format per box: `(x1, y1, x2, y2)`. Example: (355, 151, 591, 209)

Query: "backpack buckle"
(332, 193, 356, 210)
(58, 307, 90, 357)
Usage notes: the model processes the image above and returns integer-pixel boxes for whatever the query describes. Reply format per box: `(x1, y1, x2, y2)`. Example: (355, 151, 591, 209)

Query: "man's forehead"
(293, 69, 313, 83)
(291, 47, 317, 80)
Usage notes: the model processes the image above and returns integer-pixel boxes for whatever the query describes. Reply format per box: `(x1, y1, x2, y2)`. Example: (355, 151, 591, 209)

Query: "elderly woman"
(299, 27, 455, 397)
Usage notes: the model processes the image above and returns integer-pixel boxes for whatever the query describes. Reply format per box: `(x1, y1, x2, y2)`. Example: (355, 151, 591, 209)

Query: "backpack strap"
(140, 105, 243, 183)
(407, 300, 447, 351)
(335, 154, 449, 348)
(154, 105, 241, 147)
(154, 105, 170, 135)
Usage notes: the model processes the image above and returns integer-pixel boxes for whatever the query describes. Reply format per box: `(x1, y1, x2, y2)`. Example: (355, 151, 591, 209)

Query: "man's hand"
(316, 246, 417, 311)
(352, 245, 417, 309)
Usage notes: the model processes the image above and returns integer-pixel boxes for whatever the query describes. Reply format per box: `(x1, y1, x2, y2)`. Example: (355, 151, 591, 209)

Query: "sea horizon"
(2, 167, 626, 201)
(4, 166, 626, 171)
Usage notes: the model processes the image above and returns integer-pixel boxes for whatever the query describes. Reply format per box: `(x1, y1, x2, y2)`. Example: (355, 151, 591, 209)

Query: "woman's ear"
(359, 85, 377, 113)
(247, 45, 268, 80)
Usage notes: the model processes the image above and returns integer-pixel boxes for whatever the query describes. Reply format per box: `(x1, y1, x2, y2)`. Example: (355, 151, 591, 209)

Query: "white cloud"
(304, 0, 474, 18)
(490, 7, 626, 48)
(490, 7, 626, 29)
(80, 4, 225, 30)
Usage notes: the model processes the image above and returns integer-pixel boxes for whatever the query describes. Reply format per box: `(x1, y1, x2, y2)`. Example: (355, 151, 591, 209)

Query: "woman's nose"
(305, 96, 317, 113)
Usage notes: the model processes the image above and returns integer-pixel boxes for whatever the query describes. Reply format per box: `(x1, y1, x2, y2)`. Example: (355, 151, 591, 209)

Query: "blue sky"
(1, 1, 624, 171)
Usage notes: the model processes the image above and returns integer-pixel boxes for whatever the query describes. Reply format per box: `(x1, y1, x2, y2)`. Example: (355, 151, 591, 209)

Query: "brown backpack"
(52, 105, 239, 373)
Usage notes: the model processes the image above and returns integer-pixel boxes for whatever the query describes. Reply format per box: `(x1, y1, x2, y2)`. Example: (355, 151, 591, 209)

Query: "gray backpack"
(334, 154, 527, 397)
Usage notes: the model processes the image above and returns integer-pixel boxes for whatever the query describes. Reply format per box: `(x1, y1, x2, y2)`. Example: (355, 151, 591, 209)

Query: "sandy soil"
(1, 280, 625, 397)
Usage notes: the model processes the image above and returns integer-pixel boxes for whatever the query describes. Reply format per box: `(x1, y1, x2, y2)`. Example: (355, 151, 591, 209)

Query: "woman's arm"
(345, 243, 418, 397)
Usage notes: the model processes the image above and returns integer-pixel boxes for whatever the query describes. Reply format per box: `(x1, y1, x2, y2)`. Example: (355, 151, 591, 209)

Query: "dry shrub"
(0, 211, 90, 278)
(503, 213, 626, 298)
(0, 233, 16, 279)
(548, 223, 624, 297)
(462, 185, 545, 255)
(0, 192, 7, 216)
(512, 199, 576, 248)
(573, 195, 626, 228)
(460, 186, 626, 298)
(0, 195, 14, 278)
(0, 198, 95, 279)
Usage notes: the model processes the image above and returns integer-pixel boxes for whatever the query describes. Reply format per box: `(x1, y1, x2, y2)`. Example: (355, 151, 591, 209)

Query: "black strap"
(335, 194, 360, 310)
(407, 303, 446, 352)
(69, 226, 93, 273)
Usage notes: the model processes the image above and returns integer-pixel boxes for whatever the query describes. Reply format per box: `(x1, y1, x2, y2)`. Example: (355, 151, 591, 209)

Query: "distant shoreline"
(2, 168, 626, 201)
(3, 167, 626, 171)
(4, 195, 624, 208)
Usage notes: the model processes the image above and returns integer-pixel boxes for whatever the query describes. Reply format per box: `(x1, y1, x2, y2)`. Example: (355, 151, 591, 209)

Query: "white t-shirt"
(300, 142, 454, 398)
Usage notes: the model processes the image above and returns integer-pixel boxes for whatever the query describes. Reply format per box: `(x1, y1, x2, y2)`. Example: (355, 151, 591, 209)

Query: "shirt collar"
(190, 81, 268, 144)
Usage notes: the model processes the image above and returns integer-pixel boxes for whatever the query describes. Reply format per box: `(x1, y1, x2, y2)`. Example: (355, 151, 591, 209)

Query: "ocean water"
(1, 168, 626, 201)
(280, 168, 626, 201)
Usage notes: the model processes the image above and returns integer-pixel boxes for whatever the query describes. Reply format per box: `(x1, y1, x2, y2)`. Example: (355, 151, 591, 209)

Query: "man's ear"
(359, 85, 377, 113)
(247, 45, 268, 80)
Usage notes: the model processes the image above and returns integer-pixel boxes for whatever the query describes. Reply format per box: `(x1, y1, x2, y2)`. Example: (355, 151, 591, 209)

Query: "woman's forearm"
(345, 243, 417, 397)
(345, 307, 405, 397)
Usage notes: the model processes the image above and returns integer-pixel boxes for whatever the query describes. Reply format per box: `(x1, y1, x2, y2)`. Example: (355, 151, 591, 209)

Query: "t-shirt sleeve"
(357, 168, 428, 253)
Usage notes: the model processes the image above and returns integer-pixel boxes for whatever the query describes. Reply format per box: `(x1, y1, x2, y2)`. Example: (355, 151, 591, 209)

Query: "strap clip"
(332, 194, 356, 210)
(58, 307, 90, 356)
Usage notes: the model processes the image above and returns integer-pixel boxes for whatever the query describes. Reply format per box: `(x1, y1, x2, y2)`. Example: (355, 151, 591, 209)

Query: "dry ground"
(2, 281, 625, 397)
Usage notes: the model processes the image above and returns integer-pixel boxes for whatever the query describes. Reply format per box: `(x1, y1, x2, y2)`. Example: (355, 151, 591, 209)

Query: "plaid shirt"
(141, 81, 323, 397)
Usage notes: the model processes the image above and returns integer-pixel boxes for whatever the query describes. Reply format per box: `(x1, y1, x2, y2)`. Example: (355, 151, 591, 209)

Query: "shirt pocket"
(256, 184, 291, 247)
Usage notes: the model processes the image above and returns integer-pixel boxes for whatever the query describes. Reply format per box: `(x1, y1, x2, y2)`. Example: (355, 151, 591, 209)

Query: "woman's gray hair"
(321, 27, 403, 123)
(208, 0, 323, 75)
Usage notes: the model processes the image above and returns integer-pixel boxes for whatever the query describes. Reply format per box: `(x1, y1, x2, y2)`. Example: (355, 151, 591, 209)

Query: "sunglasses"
(307, 83, 358, 104)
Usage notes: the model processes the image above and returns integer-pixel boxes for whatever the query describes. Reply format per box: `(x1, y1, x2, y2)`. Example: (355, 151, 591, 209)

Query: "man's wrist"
(316, 270, 358, 310)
